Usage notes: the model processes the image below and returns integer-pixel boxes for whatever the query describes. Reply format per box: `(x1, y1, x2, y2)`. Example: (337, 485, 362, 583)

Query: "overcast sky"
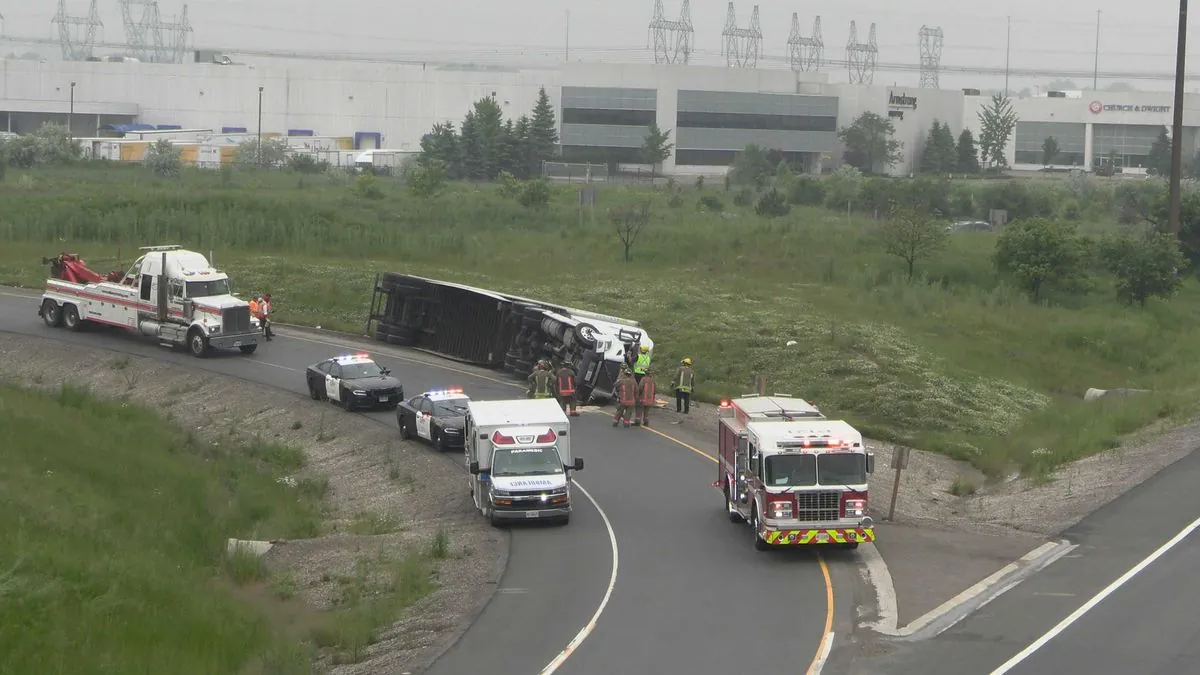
(2, 0, 1197, 92)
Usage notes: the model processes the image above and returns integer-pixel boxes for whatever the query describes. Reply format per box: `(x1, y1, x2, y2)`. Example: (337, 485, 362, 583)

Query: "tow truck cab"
(717, 395, 876, 550)
(465, 399, 583, 526)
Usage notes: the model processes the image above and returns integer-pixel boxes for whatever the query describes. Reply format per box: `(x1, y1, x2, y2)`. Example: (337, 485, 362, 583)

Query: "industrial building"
(1, 55, 1197, 176)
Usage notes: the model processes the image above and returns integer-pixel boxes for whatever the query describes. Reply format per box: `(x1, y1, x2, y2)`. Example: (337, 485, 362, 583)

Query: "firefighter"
(257, 293, 274, 341)
(635, 367, 656, 427)
(527, 359, 554, 399)
(633, 344, 652, 383)
(612, 367, 637, 428)
(555, 361, 580, 417)
(674, 357, 695, 414)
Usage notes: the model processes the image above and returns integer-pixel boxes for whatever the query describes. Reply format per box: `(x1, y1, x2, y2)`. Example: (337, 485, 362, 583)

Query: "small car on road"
(397, 387, 471, 451)
(305, 353, 404, 411)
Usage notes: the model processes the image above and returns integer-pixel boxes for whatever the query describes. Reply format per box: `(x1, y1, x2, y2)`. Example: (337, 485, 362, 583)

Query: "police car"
(397, 387, 471, 451)
(305, 353, 405, 411)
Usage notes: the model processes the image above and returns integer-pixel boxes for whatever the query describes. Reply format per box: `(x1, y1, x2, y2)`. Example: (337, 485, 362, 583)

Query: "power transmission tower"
(721, 2, 763, 68)
(787, 13, 823, 72)
(120, 0, 159, 61)
(52, 0, 103, 61)
(918, 25, 944, 88)
(159, 4, 193, 64)
(845, 21, 878, 85)
(647, 0, 694, 64)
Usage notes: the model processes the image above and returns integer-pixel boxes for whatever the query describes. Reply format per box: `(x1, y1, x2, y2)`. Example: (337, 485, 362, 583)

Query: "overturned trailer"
(366, 273, 653, 403)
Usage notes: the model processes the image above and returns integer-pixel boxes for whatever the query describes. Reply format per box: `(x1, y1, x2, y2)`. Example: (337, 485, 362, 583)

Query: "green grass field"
(1, 164, 1194, 478)
(0, 380, 437, 673)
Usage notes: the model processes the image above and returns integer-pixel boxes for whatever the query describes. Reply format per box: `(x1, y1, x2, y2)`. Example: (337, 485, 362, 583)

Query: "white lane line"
(245, 359, 298, 373)
(990, 515, 1200, 674)
(810, 631, 834, 673)
(0, 291, 37, 300)
(538, 481, 619, 675)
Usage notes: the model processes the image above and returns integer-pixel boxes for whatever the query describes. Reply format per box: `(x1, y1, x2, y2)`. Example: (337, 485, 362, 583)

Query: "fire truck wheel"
(841, 542, 860, 550)
(62, 304, 83, 332)
(751, 510, 769, 551)
(187, 329, 209, 358)
(725, 486, 743, 523)
(41, 300, 63, 328)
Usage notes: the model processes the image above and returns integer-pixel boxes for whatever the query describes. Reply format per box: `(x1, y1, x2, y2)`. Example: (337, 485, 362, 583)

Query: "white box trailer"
(465, 399, 583, 526)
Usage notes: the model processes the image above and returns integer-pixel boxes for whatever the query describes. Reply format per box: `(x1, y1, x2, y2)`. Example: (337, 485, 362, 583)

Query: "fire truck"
(37, 245, 262, 357)
(715, 394, 876, 550)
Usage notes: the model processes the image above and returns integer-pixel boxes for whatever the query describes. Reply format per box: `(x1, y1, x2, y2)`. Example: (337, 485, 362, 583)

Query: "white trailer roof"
(467, 399, 568, 428)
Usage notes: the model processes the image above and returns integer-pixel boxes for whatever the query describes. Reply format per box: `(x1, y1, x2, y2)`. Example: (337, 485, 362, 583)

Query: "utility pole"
(1004, 16, 1011, 95)
(256, 86, 264, 169)
(1169, 0, 1188, 235)
(68, 81, 75, 138)
(1093, 10, 1101, 90)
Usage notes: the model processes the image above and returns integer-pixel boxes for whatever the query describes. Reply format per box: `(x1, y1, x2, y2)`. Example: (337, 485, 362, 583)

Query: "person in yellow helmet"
(633, 344, 651, 384)
(674, 357, 695, 414)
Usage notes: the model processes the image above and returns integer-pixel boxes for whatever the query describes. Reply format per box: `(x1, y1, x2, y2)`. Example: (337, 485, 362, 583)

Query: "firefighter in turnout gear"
(527, 360, 554, 399)
(555, 362, 581, 416)
(634, 344, 651, 383)
(612, 367, 637, 427)
(674, 357, 695, 414)
(634, 368, 656, 427)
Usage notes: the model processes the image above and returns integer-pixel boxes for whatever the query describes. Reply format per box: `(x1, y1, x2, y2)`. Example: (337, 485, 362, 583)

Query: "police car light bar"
(427, 387, 465, 397)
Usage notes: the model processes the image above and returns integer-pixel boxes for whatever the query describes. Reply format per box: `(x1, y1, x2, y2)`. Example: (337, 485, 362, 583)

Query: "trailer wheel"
(187, 328, 209, 358)
(62, 304, 83, 332)
(41, 300, 63, 328)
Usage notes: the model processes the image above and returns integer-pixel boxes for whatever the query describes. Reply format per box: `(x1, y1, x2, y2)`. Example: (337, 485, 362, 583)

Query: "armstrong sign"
(1089, 100, 1171, 114)
(888, 91, 918, 109)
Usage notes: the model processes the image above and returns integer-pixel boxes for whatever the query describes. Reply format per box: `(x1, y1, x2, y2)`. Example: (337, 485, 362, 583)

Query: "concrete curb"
(860, 538, 1077, 641)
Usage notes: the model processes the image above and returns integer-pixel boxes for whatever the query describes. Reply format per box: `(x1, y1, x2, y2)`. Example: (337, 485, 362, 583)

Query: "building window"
(676, 111, 837, 132)
(561, 145, 645, 164)
(675, 148, 814, 167)
(562, 108, 657, 127)
(1015, 150, 1085, 166)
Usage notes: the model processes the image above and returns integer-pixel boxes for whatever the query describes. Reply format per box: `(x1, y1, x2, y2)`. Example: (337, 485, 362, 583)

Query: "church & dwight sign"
(1088, 100, 1171, 114)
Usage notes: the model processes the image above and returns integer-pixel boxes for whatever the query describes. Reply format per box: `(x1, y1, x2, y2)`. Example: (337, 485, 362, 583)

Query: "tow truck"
(715, 394, 876, 550)
(38, 245, 262, 357)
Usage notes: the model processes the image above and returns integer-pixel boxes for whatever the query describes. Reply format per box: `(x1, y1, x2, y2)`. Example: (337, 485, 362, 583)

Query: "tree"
(919, 121, 956, 174)
(1146, 128, 1171, 177)
(1042, 136, 1059, 167)
(641, 123, 674, 169)
(407, 158, 448, 198)
(143, 138, 182, 177)
(823, 164, 863, 211)
(956, 129, 981, 174)
(527, 87, 559, 168)
(233, 137, 288, 168)
(1098, 229, 1185, 306)
(877, 206, 947, 281)
(419, 122, 463, 177)
(838, 112, 903, 172)
(754, 188, 790, 217)
(977, 93, 1019, 170)
(993, 218, 1088, 301)
(728, 144, 773, 187)
(611, 200, 652, 262)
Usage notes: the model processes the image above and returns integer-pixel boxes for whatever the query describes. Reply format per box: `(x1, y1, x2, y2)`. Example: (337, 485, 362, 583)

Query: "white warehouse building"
(1, 55, 1197, 176)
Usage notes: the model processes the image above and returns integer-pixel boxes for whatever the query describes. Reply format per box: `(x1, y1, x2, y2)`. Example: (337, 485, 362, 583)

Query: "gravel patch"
(0, 333, 507, 674)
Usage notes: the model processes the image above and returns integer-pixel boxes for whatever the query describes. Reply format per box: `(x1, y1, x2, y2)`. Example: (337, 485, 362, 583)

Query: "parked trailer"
(366, 272, 653, 403)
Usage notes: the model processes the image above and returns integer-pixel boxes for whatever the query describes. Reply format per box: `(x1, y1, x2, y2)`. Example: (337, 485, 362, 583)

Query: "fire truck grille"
(795, 491, 841, 522)
(222, 306, 251, 333)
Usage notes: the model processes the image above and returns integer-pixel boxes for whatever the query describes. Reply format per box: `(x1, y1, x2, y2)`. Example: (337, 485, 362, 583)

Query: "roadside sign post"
(886, 446, 910, 522)
(755, 375, 766, 395)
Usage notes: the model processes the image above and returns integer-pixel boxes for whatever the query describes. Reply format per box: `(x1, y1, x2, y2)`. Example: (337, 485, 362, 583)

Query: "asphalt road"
(842, 432, 1200, 675)
(2, 289, 851, 675)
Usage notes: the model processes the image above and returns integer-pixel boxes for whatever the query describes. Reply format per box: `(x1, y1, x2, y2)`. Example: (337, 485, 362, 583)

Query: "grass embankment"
(0, 164, 1194, 478)
(0, 381, 439, 673)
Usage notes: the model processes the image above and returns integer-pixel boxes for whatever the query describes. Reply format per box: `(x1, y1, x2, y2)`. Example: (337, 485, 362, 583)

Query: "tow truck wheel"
(62, 304, 82, 332)
(187, 329, 209, 358)
(41, 300, 63, 328)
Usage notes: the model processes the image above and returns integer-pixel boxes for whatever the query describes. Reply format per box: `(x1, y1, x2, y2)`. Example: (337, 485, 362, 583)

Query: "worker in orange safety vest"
(248, 296, 260, 318)
(612, 367, 637, 428)
(634, 368, 656, 427)
(555, 362, 580, 416)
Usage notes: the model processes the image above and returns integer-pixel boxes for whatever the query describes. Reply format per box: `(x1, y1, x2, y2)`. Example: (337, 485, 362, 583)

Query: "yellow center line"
(806, 556, 836, 674)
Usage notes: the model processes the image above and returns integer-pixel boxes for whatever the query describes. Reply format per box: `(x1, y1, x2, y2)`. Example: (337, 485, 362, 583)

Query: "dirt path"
(0, 333, 506, 674)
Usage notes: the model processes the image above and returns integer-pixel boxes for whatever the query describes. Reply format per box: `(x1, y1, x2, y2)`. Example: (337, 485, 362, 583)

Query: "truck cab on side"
(464, 399, 583, 527)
